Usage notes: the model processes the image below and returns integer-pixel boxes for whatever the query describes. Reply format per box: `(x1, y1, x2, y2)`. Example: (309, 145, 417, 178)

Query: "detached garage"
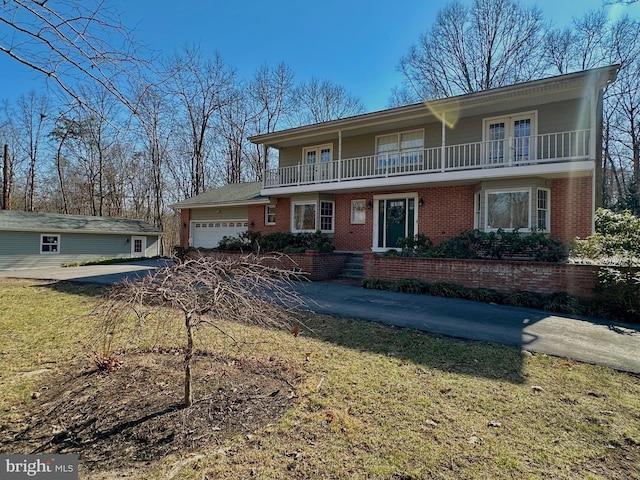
(0, 210, 163, 270)
(171, 182, 269, 249)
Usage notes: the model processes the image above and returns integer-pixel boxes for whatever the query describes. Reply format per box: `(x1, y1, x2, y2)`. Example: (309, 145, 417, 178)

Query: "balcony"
(263, 130, 591, 190)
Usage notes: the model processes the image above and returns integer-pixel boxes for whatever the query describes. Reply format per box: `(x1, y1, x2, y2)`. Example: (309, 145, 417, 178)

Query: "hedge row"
(362, 277, 638, 323)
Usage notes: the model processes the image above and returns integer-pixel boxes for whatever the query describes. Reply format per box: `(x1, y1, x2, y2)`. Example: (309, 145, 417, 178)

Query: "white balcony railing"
(263, 129, 591, 189)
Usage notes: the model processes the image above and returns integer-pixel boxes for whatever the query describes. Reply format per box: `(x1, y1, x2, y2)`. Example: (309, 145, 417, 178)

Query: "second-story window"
(376, 130, 424, 168)
(483, 112, 537, 165)
(303, 144, 332, 164)
(302, 144, 333, 182)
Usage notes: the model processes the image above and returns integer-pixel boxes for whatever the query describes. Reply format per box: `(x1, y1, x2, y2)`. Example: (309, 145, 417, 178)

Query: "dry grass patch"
(0, 279, 639, 479)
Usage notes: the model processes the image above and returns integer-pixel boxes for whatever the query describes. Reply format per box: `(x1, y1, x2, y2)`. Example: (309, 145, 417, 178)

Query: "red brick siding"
(332, 186, 475, 251)
(420, 185, 475, 244)
(333, 193, 374, 251)
(550, 177, 593, 242)
(238, 178, 591, 250)
(364, 253, 599, 298)
(248, 198, 291, 235)
(190, 250, 349, 281)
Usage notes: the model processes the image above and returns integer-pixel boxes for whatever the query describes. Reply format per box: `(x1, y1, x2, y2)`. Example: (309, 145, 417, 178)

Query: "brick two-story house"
(172, 65, 619, 252)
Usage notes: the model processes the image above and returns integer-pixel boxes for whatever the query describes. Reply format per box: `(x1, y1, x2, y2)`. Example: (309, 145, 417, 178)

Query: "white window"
(293, 202, 317, 232)
(376, 130, 424, 168)
(292, 201, 334, 232)
(320, 201, 334, 232)
(133, 238, 143, 254)
(474, 192, 482, 229)
(40, 234, 60, 254)
(537, 188, 550, 231)
(303, 144, 332, 164)
(265, 205, 276, 225)
(302, 144, 333, 182)
(483, 112, 537, 165)
(486, 189, 531, 231)
(351, 199, 366, 224)
(477, 185, 550, 233)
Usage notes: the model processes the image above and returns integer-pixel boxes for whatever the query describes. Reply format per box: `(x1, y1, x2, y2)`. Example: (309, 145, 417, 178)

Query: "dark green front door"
(385, 199, 406, 248)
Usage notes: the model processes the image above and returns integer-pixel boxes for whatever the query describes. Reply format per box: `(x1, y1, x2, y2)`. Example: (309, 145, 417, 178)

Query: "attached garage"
(170, 182, 270, 249)
(191, 220, 248, 248)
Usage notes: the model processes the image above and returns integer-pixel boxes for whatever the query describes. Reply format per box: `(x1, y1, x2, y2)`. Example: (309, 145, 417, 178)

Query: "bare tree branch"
(90, 255, 308, 407)
(0, 0, 145, 114)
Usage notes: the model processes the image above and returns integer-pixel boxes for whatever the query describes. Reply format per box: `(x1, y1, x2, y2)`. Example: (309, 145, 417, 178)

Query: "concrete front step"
(338, 253, 364, 281)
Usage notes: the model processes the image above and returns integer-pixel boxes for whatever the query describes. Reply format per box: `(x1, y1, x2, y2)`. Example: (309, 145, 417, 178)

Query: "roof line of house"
(248, 64, 619, 147)
(169, 198, 270, 210)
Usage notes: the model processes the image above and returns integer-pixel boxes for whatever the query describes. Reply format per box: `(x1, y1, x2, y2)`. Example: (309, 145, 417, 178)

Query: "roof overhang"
(249, 65, 619, 149)
(0, 227, 163, 236)
(169, 197, 271, 210)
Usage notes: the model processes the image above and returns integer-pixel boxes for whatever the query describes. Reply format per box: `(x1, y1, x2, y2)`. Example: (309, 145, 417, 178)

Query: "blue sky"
(2, 0, 639, 113)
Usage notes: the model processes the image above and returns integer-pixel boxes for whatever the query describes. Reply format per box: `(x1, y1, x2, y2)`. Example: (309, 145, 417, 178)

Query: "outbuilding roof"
(0, 210, 163, 235)
(170, 182, 269, 209)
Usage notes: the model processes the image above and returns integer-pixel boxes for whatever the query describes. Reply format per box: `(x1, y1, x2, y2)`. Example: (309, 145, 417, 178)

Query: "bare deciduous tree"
(247, 63, 295, 177)
(132, 83, 174, 229)
(292, 78, 365, 125)
(16, 91, 49, 212)
(92, 255, 307, 407)
(398, 0, 546, 99)
(164, 47, 235, 197)
(547, 10, 640, 211)
(0, 0, 143, 113)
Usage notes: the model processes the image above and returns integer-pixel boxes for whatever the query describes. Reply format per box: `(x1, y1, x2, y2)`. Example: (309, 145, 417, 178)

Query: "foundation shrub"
(466, 288, 503, 304)
(429, 281, 467, 299)
(542, 292, 583, 315)
(570, 208, 640, 264)
(595, 267, 640, 322)
(395, 234, 433, 256)
(217, 231, 335, 254)
(391, 278, 430, 294)
(502, 290, 545, 309)
(217, 235, 249, 251)
(390, 229, 567, 262)
(361, 278, 395, 290)
(360, 277, 637, 321)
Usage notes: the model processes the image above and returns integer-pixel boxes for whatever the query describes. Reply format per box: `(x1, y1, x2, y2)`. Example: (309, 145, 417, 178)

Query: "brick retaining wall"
(188, 249, 349, 281)
(363, 253, 600, 298)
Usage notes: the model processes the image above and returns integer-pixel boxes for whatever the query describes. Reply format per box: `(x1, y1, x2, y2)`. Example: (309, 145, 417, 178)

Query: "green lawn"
(1, 279, 639, 479)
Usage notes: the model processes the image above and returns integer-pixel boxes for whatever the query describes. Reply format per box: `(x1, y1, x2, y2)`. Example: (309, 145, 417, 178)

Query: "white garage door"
(191, 220, 248, 248)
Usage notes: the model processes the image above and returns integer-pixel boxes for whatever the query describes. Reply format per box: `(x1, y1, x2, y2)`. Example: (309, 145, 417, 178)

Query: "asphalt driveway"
(294, 282, 640, 374)
(0, 258, 171, 285)
(1, 261, 639, 374)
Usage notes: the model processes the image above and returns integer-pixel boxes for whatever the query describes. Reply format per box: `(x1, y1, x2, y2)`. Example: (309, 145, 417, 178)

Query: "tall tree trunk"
(2, 144, 9, 210)
(55, 134, 70, 214)
(184, 313, 194, 407)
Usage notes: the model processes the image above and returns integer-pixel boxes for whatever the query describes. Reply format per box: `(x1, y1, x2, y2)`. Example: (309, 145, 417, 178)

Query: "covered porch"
(263, 129, 591, 190)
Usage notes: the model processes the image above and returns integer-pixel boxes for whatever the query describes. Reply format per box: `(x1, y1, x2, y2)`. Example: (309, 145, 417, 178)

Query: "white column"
(262, 144, 268, 188)
(441, 113, 446, 172)
(589, 83, 597, 160)
(338, 130, 342, 181)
